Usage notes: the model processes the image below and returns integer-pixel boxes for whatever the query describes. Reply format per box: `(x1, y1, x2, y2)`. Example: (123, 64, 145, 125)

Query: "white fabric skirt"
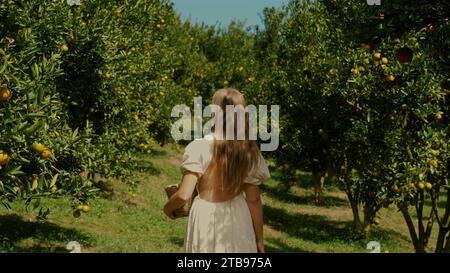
(184, 192, 257, 253)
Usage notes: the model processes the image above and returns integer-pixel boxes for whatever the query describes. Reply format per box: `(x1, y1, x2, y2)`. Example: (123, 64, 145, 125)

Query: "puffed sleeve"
(180, 141, 204, 175)
(244, 153, 271, 186)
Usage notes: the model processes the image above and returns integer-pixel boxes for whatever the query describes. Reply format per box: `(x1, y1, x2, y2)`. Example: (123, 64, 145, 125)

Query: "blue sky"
(171, 0, 288, 28)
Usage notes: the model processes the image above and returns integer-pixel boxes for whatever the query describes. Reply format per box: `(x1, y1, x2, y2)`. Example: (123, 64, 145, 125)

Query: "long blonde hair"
(202, 88, 261, 195)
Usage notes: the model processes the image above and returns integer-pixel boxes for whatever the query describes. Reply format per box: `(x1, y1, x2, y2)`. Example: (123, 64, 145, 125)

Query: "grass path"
(0, 145, 438, 252)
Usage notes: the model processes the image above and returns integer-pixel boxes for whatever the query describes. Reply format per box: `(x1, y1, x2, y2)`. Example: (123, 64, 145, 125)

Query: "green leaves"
(252, 0, 449, 243)
(23, 119, 45, 137)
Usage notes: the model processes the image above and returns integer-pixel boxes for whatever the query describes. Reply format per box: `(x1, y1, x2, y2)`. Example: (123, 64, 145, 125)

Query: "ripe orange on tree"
(114, 8, 121, 17)
(361, 42, 370, 49)
(417, 182, 425, 190)
(61, 44, 69, 52)
(373, 52, 381, 61)
(390, 184, 399, 193)
(385, 74, 395, 82)
(41, 149, 53, 160)
(0, 151, 10, 166)
(0, 87, 10, 101)
(32, 143, 47, 154)
(429, 159, 438, 168)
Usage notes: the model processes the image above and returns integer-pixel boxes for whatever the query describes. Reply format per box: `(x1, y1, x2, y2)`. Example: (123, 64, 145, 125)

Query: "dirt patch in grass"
(121, 193, 150, 209)
(167, 155, 182, 167)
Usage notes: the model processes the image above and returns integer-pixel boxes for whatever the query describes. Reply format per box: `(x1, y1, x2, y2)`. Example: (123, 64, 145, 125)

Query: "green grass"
(0, 145, 442, 253)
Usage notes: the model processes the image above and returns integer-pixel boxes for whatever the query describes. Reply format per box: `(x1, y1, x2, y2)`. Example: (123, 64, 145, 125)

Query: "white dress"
(180, 135, 271, 253)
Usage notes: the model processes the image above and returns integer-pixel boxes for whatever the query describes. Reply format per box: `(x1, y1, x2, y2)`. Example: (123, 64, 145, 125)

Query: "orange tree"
(320, 0, 450, 252)
(183, 21, 260, 103)
(0, 0, 208, 213)
(255, 1, 384, 231)
(255, 0, 449, 246)
(347, 0, 449, 252)
(74, 0, 209, 147)
(253, 3, 341, 204)
(253, 2, 354, 207)
(0, 0, 100, 214)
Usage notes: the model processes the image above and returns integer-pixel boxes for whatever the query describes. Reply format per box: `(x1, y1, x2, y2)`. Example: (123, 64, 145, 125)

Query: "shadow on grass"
(148, 149, 168, 157)
(0, 214, 93, 253)
(263, 205, 356, 244)
(264, 205, 409, 250)
(265, 237, 313, 253)
(261, 184, 348, 208)
(269, 169, 317, 188)
(367, 226, 412, 248)
(95, 180, 115, 199)
(132, 158, 161, 175)
(177, 139, 191, 148)
(169, 236, 185, 247)
(424, 189, 448, 210)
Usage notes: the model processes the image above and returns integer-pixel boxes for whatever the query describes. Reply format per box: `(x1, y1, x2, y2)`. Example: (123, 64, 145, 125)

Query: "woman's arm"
(244, 183, 264, 253)
(163, 171, 198, 219)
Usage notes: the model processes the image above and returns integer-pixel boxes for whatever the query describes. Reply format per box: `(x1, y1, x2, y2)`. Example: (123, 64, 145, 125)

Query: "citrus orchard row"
(1, 0, 259, 218)
(251, 0, 449, 252)
(1, 0, 449, 253)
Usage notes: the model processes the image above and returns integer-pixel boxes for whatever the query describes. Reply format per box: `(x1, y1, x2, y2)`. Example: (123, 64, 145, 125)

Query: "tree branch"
(400, 205, 419, 250)
(424, 208, 434, 248)
(430, 189, 442, 226)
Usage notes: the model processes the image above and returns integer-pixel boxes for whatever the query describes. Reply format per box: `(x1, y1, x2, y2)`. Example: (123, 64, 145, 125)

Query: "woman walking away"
(164, 88, 270, 253)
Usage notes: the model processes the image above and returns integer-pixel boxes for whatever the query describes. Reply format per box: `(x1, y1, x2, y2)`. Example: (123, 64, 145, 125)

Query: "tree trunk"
(313, 171, 326, 204)
(415, 191, 427, 252)
(343, 176, 361, 230)
(436, 189, 450, 252)
(444, 234, 450, 252)
(362, 203, 376, 237)
(350, 198, 362, 231)
(400, 204, 422, 253)
(423, 210, 434, 248)
(436, 228, 447, 252)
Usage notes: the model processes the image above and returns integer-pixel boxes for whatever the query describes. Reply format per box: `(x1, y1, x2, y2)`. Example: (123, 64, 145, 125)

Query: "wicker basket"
(164, 184, 198, 218)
